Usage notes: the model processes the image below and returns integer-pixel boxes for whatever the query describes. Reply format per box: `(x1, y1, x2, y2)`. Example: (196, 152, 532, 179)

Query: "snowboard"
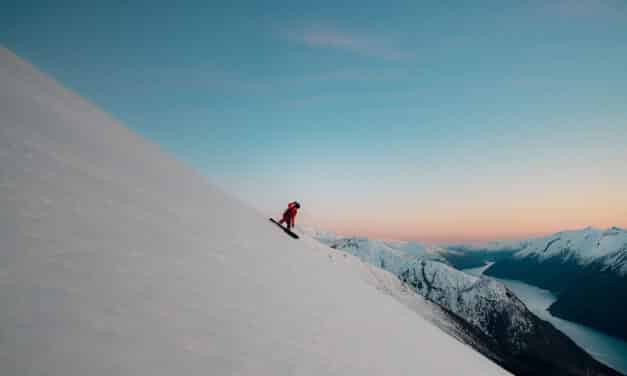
(269, 218, 299, 239)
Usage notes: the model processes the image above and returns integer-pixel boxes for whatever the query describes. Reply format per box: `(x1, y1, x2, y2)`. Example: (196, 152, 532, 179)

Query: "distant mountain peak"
(514, 226, 627, 275)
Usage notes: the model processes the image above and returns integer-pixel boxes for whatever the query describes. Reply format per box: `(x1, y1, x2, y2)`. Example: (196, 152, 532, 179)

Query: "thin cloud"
(286, 27, 407, 61)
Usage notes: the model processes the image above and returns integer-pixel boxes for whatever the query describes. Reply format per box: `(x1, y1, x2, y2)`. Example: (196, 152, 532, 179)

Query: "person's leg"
(280, 213, 290, 227)
(278, 209, 289, 225)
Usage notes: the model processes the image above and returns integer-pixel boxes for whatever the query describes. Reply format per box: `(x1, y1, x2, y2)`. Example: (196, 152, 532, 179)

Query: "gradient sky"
(3, 1, 627, 243)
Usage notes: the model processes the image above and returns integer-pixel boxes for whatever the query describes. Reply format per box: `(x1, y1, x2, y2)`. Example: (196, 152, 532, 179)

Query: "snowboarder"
(278, 201, 300, 231)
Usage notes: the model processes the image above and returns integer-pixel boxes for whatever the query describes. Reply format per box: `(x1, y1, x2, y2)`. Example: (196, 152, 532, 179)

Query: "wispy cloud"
(285, 26, 407, 61)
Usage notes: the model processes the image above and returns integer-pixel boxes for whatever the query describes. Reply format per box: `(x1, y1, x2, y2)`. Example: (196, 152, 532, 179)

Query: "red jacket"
(283, 202, 299, 221)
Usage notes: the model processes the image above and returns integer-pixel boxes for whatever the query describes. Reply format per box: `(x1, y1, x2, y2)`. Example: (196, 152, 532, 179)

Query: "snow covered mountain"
(484, 227, 627, 341)
(312, 233, 623, 375)
(447, 227, 627, 275)
(313, 235, 447, 272)
(514, 227, 627, 274)
(0, 47, 516, 375)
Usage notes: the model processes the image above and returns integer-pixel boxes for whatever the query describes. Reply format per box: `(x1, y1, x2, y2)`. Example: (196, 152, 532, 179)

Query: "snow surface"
(0, 47, 510, 375)
(515, 227, 627, 274)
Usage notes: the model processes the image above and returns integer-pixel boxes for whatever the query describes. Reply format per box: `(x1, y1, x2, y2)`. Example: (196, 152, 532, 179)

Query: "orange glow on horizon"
(322, 219, 627, 244)
(308, 194, 627, 244)
(292, 145, 627, 245)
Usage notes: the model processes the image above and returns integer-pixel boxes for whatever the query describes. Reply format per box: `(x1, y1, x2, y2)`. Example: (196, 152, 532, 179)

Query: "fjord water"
(464, 265, 627, 375)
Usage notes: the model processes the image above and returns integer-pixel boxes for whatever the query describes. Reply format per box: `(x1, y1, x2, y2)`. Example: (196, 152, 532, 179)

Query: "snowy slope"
(0, 47, 510, 376)
(516, 227, 627, 275)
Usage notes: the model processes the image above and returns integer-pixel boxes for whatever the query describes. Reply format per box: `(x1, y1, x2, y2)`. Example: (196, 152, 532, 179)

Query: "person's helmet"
(294, 201, 301, 209)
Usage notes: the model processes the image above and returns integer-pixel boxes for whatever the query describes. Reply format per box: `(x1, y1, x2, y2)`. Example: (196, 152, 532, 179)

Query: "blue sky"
(3, 1, 627, 242)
